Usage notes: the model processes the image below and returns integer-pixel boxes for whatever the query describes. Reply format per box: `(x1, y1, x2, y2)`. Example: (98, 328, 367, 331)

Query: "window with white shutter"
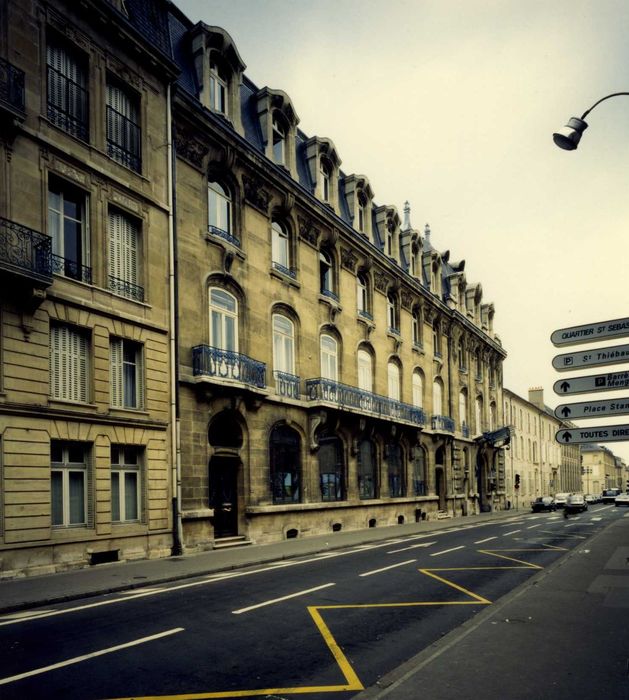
(110, 337, 144, 410)
(46, 38, 88, 141)
(108, 209, 143, 301)
(106, 79, 141, 172)
(49, 324, 89, 403)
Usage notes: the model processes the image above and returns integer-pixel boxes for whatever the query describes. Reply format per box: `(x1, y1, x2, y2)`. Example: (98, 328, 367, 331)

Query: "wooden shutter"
(135, 343, 144, 409)
(110, 337, 122, 407)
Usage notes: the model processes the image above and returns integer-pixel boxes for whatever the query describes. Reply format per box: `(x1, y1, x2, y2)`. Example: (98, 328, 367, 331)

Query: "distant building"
(581, 445, 617, 494)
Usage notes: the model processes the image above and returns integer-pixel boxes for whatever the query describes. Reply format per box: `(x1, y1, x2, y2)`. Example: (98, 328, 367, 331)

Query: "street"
(0, 504, 624, 699)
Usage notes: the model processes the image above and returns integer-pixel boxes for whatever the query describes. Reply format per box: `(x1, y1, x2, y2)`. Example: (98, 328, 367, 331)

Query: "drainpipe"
(447, 328, 456, 517)
(167, 82, 183, 556)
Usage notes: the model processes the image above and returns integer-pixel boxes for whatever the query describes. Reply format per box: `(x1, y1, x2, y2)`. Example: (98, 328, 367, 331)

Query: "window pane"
(111, 472, 120, 521)
(51, 471, 63, 525)
(69, 471, 85, 524)
(125, 472, 138, 520)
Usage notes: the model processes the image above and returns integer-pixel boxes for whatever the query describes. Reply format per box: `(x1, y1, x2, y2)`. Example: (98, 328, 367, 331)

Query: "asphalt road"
(0, 504, 622, 699)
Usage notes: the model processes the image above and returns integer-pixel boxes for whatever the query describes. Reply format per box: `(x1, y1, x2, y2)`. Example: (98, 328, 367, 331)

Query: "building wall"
(0, 0, 176, 576)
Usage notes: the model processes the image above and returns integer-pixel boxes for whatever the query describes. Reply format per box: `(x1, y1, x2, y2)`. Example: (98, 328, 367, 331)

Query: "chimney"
(528, 387, 544, 409)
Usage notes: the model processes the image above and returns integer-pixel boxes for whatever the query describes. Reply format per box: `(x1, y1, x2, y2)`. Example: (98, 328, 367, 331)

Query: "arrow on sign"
(561, 406, 571, 417)
(555, 424, 629, 444)
(562, 431, 572, 442)
(560, 381, 570, 393)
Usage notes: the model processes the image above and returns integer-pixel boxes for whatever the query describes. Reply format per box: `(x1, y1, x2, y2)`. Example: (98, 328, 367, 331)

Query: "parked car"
(565, 493, 588, 514)
(553, 492, 570, 508)
(531, 496, 556, 512)
(602, 488, 621, 504)
(585, 494, 596, 504)
(614, 493, 629, 507)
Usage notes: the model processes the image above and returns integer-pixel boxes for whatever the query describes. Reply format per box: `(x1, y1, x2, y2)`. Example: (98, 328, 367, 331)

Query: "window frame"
(50, 322, 90, 403)
(110, 444, 142, 523)
(110, 337, 144, 410)
(51, 441, 89, 528)
(272, 313, 295, 375)
(209, 287, 239, 352)
(208, 180, 232, 235)
(320, 334, 338, 381)
(108, 208, 143, 302)
(106, 77, 141, 173)
(357, 348, 373, 393)
(269, 425, 301, 505)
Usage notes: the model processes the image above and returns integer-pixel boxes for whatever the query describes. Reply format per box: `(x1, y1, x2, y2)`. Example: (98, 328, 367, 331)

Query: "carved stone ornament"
(51, 158, 87, 186)
(242, 175, 270, 214)
(309, 410, 328, 451)
(424, 305, 437, 324)
(175, 128, 210, 170)
(340, 246, 358, 272)
(373, 270, 389, 294)
(401, 290, 414, 310)
(298, 216, 321, 247)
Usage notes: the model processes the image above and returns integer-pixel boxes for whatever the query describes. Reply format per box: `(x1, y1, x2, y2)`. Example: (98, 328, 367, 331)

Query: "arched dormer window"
(256, 88, 299, 176)
(357, 191, 367, 233)
(344, 175, 374, 239)
(305, 136, 341, 212)
(431, 259, 441, 297)
(320, 159, 332, 203)
(375, 205, 401, 262)
(272, 114, 286, 165)
(190, 25, 246, 133)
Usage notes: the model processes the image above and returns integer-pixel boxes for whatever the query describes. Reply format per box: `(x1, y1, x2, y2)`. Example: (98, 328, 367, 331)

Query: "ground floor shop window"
(319, 436, 345, 501)
(386, 443, 405, 497)
(412, 445, 427, 496)
(357, 439, 377, 499)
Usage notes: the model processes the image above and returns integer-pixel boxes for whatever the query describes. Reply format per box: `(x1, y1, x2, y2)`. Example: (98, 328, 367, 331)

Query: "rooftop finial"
(403, 201, 411, 230)
(424, 223, 431, 241)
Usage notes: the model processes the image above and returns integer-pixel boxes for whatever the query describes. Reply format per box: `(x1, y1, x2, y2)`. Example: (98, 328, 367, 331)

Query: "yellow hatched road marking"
(109, 542, 567, 700)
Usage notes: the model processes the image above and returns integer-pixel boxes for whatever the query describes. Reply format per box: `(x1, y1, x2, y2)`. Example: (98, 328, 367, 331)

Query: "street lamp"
(553, 92, 629, 150)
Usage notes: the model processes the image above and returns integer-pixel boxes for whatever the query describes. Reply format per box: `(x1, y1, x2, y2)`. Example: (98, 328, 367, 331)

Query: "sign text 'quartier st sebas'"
(554, 397, 629, 421)
(556, 424, 629, 445)
(551, 317, 629, 347)
(552, 343, 629, 372)
(553, 371, 629, 396)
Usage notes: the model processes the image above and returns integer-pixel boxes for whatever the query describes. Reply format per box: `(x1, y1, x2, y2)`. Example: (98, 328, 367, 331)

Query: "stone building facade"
(169, 9, 509, 549)
(0, 0, 177, 576)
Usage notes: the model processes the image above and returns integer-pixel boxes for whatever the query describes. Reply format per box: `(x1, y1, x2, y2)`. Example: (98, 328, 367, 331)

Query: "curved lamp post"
(553, 92, 629, 150)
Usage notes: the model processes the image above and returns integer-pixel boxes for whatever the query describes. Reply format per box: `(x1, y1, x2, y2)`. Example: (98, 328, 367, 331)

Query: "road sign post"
(554, 397, 629, 420)
(553, 371, 629, 396)
(551, 317, 629, 347)
(552, 343, 629, 371)
(555, 424, 629, 445)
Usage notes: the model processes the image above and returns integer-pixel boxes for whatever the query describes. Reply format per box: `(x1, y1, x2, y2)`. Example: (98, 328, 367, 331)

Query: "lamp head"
(553, 116, 588, 150)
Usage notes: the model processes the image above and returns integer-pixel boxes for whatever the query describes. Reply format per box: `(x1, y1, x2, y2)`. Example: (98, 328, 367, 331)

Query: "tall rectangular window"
(50, 323, 89, 403)
(46, 39, 88, 141)
(51, 441, 89, 527)
(110, 338, 144, 409)
(108, 209, 143, 301)
(111, 445, 141, 522)
(48, 176, 90, 283)
(106, 81, 141, 172)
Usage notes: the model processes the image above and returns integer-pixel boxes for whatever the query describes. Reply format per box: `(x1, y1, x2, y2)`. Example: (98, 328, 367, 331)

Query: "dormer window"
(386, 227, 393, 257)
(305, 137, 341, 211)
(320, 160, 331, 202)
(357, 192, 367, 233)
(209, 60, 228, 115)
(272, 115, 286, 165)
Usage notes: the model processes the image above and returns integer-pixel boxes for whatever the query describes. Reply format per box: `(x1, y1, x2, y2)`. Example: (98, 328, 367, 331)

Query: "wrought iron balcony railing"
(431, 415, 455, 433)
(193, 345, 266, 389)
(0, 217, 52, 284)
(208, 225, 240, 248)
(273, 371, 300, 398)
(272, 261, 297, 279)
(0, 57, 25, 118)
(52, 254, 92, 284)
(108, 274, 144, 302)
(306, 377, 425, 427)
(320, 288, 339, 303)
(46, 66, 88, 142)
(358, 309, 373, 321)
(461, 423, 470, 438)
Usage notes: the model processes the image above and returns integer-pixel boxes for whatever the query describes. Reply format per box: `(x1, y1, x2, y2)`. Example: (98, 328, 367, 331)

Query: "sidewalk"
(0, 509, 518, 615)
(354, 513, 629, 700)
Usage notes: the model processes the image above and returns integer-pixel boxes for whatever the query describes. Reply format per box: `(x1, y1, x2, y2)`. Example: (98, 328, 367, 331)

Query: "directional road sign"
(553, 371, 629, 396)
(555, 397, 629, 421)
(552, 343, 629, 372)
(556, 424, 629, 445)
(551, 317, 629, 347)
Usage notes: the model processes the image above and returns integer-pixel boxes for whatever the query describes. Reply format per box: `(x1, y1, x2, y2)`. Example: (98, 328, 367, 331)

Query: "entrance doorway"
(209, 454, 239, 538)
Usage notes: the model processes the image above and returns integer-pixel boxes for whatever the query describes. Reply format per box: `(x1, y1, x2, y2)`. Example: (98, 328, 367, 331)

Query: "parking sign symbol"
(595, 376, 606, 387)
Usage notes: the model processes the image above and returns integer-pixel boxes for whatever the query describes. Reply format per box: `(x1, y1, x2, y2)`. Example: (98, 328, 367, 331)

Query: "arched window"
(272, 314, 295, 375)
(319, 436, 345, 501)
(386, 443, 405, 497)
(272, 114, 286, 165)
(433, 378, 443, 416)
(475, 349, 483, 379)
(357, 439, 377, 499)
(412, 307, 422, 347)
(431, 262, 441, 296)
(489, 401, 497, 431)
(475, 395, 484, 434)
(209, 60, 228, 115)
(357, 348, 373, 392)
(320, 334, 338, 380)
(270, 425, 301, 504)
(387, 293, 399, 332)
(320, 160, 331, 202)
(319, 250, 335, 297)
(459, 390, 468, 431)
(271, 220, 291, 274)
(357, 191, 367, 233)
(208, 181, 231, 235)
(412, 445, 426, 496)
(209, 288, 238, 351)
(412, 370, 423, 408)
(433, 321, 442, 358)
(356, 273, 369, 317)
(387, 361, 400, 401)
(458, 338, 466, 370)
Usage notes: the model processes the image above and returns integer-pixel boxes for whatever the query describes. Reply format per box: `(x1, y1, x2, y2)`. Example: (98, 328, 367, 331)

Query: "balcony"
(208, 225, 240, 248)
(272, 261, 297, 279)
(305, 378, 425, 427)
(274, 371, 300, 399)
(52, 254, 92, 284)
(108, 275, 144, 302)
(431, 415, 455, 433)
(0, 57, 25, 121)
(106, 105, 141, 172)
(0, 217, 52, 288)
(193, 345, 266, 390)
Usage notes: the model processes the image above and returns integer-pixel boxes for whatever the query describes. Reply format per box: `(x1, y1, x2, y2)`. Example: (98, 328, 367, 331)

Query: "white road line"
(590, 517, 602, 522)
(0, 627, 183, 686)
(0, 610, 57, 621)
(527, 524, 541, 529)
(503, 530, 521, 536)
(430, 545, 465, 557)
(624, 512, 629, 518)
(387, 542, 436, 554)
(474, 536, 497, 544)
(232, 583, 335, 615)
(359, 559, 418, 577)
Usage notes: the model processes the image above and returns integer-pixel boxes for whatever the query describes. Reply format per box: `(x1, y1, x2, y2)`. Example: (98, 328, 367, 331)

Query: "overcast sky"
(177, 0, 629, 462)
